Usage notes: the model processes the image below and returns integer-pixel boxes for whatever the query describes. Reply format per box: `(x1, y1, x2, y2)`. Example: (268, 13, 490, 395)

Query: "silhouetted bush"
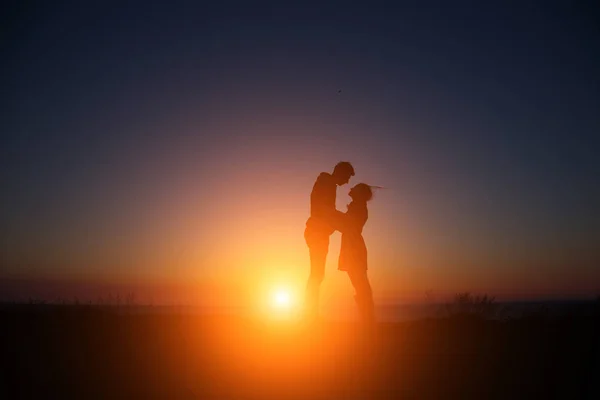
(443, 292, 501, 320)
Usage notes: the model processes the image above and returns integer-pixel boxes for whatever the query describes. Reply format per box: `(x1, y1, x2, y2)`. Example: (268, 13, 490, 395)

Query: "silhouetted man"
(304, 161, 355, 320)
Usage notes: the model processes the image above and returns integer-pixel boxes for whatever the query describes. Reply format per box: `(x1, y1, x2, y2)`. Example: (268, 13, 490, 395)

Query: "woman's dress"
(338, 201, 368, 272)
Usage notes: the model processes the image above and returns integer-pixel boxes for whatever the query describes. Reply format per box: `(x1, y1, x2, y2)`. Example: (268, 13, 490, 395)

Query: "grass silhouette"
(1, 295, 598, 399)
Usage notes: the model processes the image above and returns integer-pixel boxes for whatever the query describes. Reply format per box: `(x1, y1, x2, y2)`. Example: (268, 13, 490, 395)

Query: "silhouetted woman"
(338, 183, 375, 325)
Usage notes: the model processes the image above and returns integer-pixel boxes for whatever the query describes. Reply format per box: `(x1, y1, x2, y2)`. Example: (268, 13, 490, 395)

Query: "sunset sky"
(2, 1, 599, 306)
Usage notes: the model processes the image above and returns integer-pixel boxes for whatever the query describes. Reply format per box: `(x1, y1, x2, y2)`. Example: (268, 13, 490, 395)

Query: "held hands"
(331, 209, 351, 233)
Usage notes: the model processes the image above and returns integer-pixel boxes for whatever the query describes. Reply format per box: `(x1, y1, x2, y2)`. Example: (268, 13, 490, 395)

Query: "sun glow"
(248, 267, 304, 320)
(272, 288, 292, 309)
(263, 284, 300, 320)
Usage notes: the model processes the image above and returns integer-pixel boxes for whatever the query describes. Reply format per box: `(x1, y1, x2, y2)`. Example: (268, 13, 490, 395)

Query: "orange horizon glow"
(2, 156, 598, 306)
(1, 263, 598, 308)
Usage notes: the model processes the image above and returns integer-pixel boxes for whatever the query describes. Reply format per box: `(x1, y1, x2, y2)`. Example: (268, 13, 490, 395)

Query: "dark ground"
(1, 304, 598, 399)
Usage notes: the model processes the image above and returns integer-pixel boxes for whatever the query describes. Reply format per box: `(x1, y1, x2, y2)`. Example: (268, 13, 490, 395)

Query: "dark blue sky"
(1, 0, 599, 300)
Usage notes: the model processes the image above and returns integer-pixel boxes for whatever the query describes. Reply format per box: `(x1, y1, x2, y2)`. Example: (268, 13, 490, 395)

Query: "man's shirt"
(306, 172, 343, 235)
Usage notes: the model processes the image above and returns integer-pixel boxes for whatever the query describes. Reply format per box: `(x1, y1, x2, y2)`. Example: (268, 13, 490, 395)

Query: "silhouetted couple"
(304, 161, 375, 325)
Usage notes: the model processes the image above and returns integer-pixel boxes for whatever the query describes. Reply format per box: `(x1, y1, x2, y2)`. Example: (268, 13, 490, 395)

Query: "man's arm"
(333, 209, 348, 232)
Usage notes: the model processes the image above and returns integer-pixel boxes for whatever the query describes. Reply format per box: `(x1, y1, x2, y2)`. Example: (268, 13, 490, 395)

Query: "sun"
(271, 288, 292, 309)
(254, 274, 302, 320)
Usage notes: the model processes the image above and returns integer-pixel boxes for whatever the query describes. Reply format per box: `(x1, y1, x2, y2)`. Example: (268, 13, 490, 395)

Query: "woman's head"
(349, 183, 373, 202)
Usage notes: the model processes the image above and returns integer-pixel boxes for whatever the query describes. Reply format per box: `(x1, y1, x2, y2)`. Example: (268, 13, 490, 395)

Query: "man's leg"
(304, 231, 328, 320)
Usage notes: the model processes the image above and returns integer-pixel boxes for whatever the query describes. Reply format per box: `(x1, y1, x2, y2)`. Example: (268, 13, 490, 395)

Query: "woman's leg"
(347, 269, 375, 324)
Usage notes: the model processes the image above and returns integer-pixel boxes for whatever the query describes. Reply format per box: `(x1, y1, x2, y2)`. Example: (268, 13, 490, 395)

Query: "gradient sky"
(2, 0, 599, 305)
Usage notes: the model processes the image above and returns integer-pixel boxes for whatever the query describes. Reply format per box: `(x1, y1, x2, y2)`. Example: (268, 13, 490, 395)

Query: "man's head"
(332, 161, 355, 186)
